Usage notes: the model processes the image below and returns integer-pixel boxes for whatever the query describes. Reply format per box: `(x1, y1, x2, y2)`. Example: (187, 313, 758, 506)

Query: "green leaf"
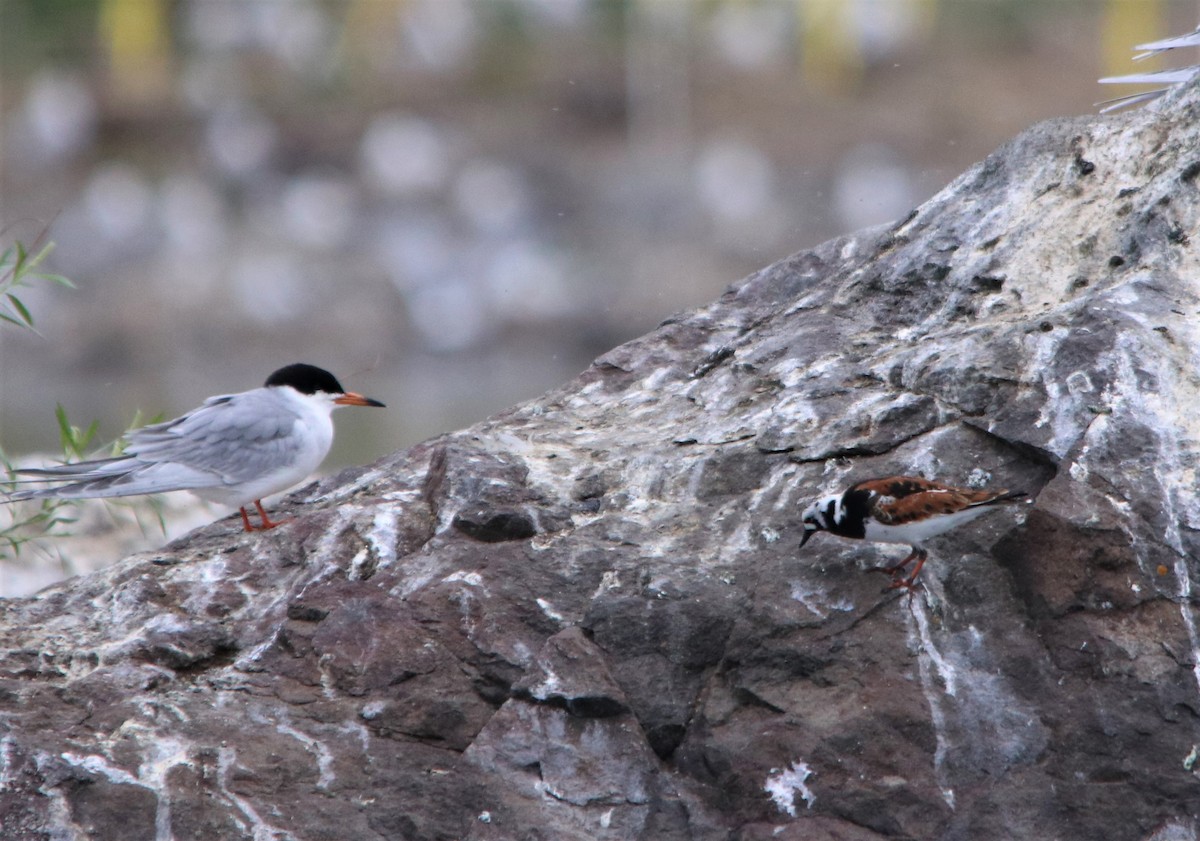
(54, 404, 73, 451)
(6, 294, 33, 326)
(79, 420, 99, 451)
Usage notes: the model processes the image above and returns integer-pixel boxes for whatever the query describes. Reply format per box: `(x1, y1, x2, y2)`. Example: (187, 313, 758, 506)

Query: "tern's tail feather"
(13, 457, 128, 479)
(4, 457, 138, 502)
(4, 458, 220, 502)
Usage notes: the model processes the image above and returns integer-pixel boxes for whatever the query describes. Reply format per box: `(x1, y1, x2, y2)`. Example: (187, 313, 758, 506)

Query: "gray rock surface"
(5, 81, 1200, 841)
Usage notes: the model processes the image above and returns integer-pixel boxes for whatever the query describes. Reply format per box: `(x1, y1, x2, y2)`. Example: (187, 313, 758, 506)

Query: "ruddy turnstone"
(799, 476, 1030, 589)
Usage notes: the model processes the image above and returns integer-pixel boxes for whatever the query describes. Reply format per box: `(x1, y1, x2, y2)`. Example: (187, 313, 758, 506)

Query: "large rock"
(4, 81, 1200, 841)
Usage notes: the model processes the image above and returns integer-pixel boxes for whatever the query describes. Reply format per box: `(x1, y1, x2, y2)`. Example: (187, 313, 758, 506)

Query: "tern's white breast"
(191, 387, 336, 508)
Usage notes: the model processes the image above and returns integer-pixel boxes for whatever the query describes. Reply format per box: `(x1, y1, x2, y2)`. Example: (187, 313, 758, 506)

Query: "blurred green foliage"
(0, 234, 83, 559)
(0, 232, 165, 563)
(0, 238, 75, 333)
(0, 0, 100, 74)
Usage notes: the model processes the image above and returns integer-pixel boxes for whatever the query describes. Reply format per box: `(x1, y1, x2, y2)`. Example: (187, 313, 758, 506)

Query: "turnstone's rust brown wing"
(852, 476, 947, 500)
(853, 476, 1025, 526)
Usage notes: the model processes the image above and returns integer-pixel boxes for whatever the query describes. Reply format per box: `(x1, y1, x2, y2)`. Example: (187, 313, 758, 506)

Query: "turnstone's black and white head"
(799, 492, 846, 547)
(799, 475, 1030, 589)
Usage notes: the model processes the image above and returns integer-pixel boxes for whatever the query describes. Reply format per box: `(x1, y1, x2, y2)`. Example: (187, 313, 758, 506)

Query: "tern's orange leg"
(253, 499, 292, 530)
(238, 501, 291, 531)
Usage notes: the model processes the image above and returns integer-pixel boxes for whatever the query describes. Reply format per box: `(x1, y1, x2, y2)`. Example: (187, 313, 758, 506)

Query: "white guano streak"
(907, 598, 957, 810)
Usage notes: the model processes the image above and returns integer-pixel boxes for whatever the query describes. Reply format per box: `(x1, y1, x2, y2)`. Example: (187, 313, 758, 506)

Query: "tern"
(3, 363, 385, 532)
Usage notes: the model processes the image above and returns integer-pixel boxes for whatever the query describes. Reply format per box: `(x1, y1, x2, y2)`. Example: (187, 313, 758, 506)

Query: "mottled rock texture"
(5, 83, 1200, 841)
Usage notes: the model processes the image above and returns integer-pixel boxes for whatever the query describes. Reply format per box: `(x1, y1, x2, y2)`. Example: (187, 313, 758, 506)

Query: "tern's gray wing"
(123, 389, 304, 483)
(7, 388, 303, 501)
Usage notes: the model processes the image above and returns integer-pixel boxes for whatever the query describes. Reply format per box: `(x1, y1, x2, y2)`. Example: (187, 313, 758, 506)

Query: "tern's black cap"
(264, 363, 345, 395)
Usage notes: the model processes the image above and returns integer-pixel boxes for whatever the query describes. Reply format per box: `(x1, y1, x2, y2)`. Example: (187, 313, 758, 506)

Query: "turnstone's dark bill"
(799, 476, 1030, 589)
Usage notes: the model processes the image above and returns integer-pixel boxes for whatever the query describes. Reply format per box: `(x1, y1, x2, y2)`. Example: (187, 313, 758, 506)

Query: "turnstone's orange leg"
(888, 549, 929, 590)
(239, 506, 254, 532)
(870, 547, 921, 577)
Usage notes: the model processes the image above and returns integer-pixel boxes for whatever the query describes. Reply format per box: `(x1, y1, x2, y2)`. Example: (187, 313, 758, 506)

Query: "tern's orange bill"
(335, 392, 386, 408)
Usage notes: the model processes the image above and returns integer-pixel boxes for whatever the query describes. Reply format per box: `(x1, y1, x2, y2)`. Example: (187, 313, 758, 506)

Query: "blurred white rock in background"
(484, 240, 574, 322)
(11, 73, 97, 166)
(252, 0, 332, 76)
(229, 251, 308, 325)
(845, 0, 928, 62)
(453, 160, 530, 235)
(159, 174, 229, 258)
(515, 0, 589, 29)
(832, 142, 917, 232)
(180, 56, 246, 111)
(206, 104, 278, 179)
(361, 114, 451, 197)
(694, 136, 774, 224)
(84, 163, 153, 244)
(283, 173, 359, 251)
(376, 215, 456, 292)
(400, 0, 479, 71)
(183, 0, 257, 50)
(405, 279, 490, 352)
(708, 2, 792, 70)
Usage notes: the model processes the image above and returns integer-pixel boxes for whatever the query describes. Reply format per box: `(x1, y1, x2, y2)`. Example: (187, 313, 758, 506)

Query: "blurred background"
(0, 0, 1197, 589)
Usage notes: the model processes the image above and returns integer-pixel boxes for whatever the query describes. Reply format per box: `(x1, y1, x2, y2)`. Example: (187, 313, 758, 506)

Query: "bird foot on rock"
(240, 501, 293, 532)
